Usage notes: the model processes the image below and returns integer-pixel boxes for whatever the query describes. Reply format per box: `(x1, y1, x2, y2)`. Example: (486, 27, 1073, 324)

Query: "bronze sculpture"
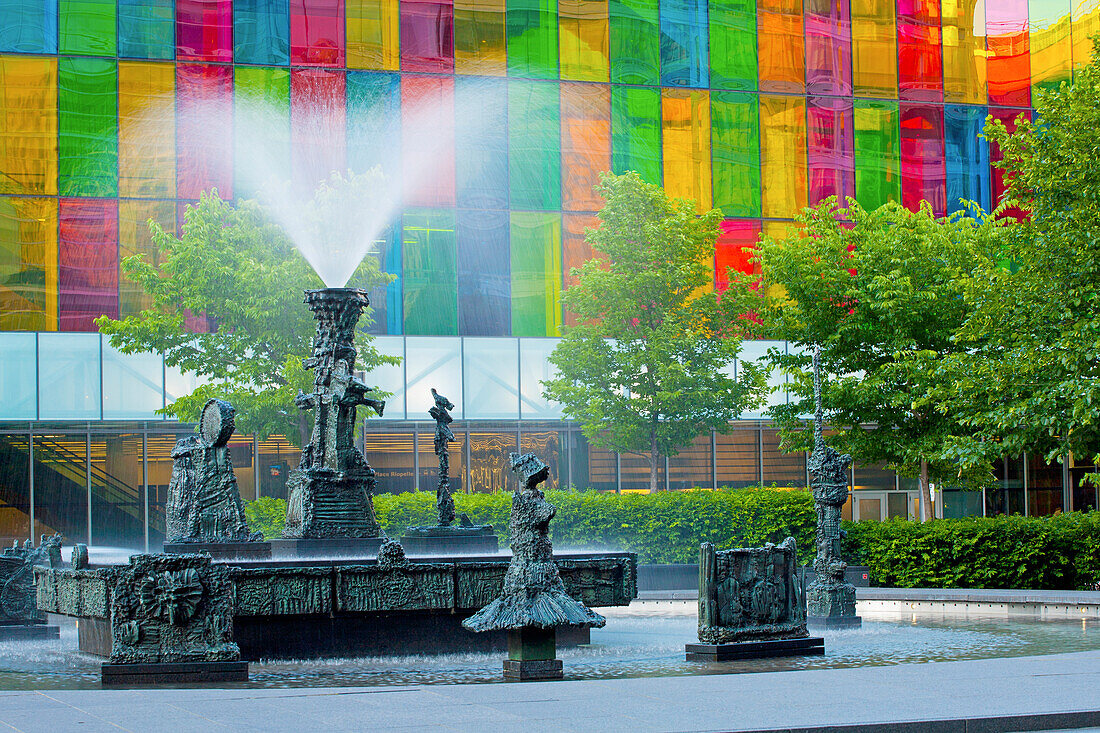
(430, 388, 457, 526)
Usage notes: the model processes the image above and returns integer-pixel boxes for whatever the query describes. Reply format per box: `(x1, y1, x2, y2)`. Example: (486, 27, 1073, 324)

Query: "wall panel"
(942, 0, 985, 104)
(456, 76, 508, 209)
(346, 71, 400, 182)
(561, 212, 597, 326)
(292, 0, 345, 66)
(510, 211, 562, 337)
(805, 0, 852, 96)
(760, 94, 807, 219)
(455, 0, 506, 74)
(897, 0, 943, 101)
(59, 198, 118, 332)
(851, 0, 897, 97)
(709, 0, 756, 91)
(176, 63, 233, 199)
(119, 61, 176, 199)
(757, 0, 803, 93)
(1072, 0, 1099, 69)
(118, 0, 175, 59)
(609, 0, 659, 84)
(509, 79, 561, 210)
(853, 98, 901, 209)
(660, 0, 709, 87)
(900, 102, 946, 214)
(0, 55, 57, 196)
(988, 0, 1031, 106)
(944, 103, 990, 214)
(119, 199, 174, 317)
(60, 0, 117, 56)
(347, 0, 400, 69)
(507, 0, 558, 78)
(177, 0, 232, 61)
(0, 0, 57, 53)
(808, 96, 855, 206)
(59, 58, 118, 198)
(560, 0, 609, 81)
(560, 82, 610, 212)
(715, 218, 759, 292)
(235, 0, 291, 64)
(234, 66, 290, 199)
(400, 0, 453, 72)
(662, 89, 711, 212)
(291, 69, 346, 193)
(403, 209, 457, 334)
(1030, 0, 1072, 95)
(0, 198, 58, 331)
(711, 91, 760, 218)
(402, 75, 455, 206)
(458, 209, 510, 334)
(610, 85, 661, 184)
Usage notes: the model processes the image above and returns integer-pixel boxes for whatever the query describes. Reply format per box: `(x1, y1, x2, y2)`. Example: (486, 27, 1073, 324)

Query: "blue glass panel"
(118, 0, 174, 58)
(346, 71, 401, 187)
(0, 0, 58, 53)
(357, 223, 403, 335)
(659, 0, 708, 88)
(944, 104, 991, 215)
(235, 0, 290, 65)
(456, 77, 508, 210)
(457, 208, 510, 336)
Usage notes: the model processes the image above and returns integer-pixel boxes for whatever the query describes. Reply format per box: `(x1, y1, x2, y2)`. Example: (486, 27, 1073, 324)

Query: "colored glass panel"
(662, 89, 711, 213)
(458, 209, 510, 335)
(1072, 0, 1100, 69)
(715, 218, 760, 291)
(808, 96, 855, 206)
(509, 79, 560, 210)
(851, 0, 897, 97)
(988, 0, 1031, 106)
(560, 0, 609, 81)
(455, 0, 506, 75)
(347, 0, 400, 69)
(507, 0, 558, 78)
(176, 63, 233, 199)
(610, 85, 661, 184)
(235, 0, 290, 64)
(119, 61, 176, 198)
(401, 0, 454, 72)
(0, 55, 57, 196)
(942, 0, 985, 104)
(760, 94, 807, 219)
(403, 209, 457, 334)
(990, 106, 1030, 215)
(944, 104, 991, 214)
(900, 102, 946, 214)
(59, 58, 118, 198)
(356, 223, 401, 333)
(660, 0, 709, 87)
(60, 0, 117, 56)
(402, 75, 455, 206)
(897, 0, 943, 102)
(853, 98, 901, 209)
(511, 211, 561, 337)
(177, 0, 232, 61)
(561, 82, 611, 212)
(118, 0, 175, 59)
(1030, 0, 1072, 95)
(562, 211, 597, 325)
(758, 0, 804, 93)
(234, 66, 290, 198)
(711, 91, 760, 218)
(59, 198, 118, 332)
(292, 0, 345, 65)
(806, 0, 852, 96)
(118, 199, 174, 317)
(709, 0, 756, 91)
(0, 198, 58, 331)
(346, 71, 401, 184)
(0, 0, 57, 53)
(291, 69, 346, 193)
(609, 0, 659, 85)
(456, 76, 508, 208)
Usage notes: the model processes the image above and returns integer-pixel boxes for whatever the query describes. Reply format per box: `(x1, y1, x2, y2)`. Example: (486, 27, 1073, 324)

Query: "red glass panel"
(291, 0, 346, 66)
(400, 0, 455, 73)
(808, 96, 855, 206)
(715, 219, 760, 292)
(806, 0, 852, 96)
(59, 198, 118, 332)
(990, 106, 1030, 220)
(900, 102, 945, 215)
(176, 0, 232, 62)
(897, 0, 942, 102)
(401, 75, 455, 206)
(176, 64, 233, 199)
(291, 69, 346, 194)
(987, 0, 1030, 106)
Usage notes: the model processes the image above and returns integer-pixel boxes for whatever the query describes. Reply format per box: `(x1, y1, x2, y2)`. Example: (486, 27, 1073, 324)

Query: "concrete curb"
(732, 709, 1100, 733)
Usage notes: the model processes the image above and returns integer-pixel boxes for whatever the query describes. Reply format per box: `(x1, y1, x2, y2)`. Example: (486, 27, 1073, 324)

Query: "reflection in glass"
(33, 433, 88, 543)
(467, 430, 515, 493)
(716, 428, 757, 488)
(419, 426, 465, 493)
(0, 435, 31, 543)
(0, 334, 37, 419)
(668, 433, 712, 490)
(464, 337, 519, 419)
(91, 432, 144, 549)
(364, 432, 415, 494)
(520, 429, 563, 491)
(762, 428, 805, 486)
(38, 333, 100, 420)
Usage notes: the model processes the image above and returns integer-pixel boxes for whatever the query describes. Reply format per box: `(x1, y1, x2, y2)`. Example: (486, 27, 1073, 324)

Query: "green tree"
(750, 199, 1002, 520)
(542, 171, 764, 493)
(96, 180, 397, 444)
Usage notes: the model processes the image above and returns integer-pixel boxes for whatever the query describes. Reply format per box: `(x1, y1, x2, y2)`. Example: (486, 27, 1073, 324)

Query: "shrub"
(244, 496, 287, 539)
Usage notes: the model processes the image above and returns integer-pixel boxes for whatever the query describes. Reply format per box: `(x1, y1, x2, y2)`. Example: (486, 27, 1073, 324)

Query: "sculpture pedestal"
(163, 542, 271, 561)
(808, 615, 862, 630)
(685, 637, 825, 662)
(505, 627, 562, 681)
(101, 661, 249, 686)
(401, 526, 498, 556)
(269, 537, 383, 559)
(0, 624, 58, 640)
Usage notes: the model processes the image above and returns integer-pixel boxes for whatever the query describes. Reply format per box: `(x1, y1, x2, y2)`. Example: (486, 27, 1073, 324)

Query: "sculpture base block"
(401, 527, 498, 556)
(101, 661, 248, 686)
(808, 615, 863, 630)
(503, 659, 563, 681)
(163, 542, 271, 561)
(269, 537, 383, 559)
(685, 636, 825, 662)
(0, 624, 58, 640)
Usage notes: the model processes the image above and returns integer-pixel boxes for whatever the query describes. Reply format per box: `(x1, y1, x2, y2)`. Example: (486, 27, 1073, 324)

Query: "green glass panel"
(853, 98, 901, 209)
(59, 57, 118, 198)
(709, 0, 756, 91)
(60, 0, 117, 56)
(711, 91, 760, 218)
(507, 0, 558, 78)
(510, 211, 562, 337)
(403, 209, 457, 335)
(611, 85, 661, 184)
(609, 0, 659, 85)
(508, 80, 561, 210)
(234, 67, 290, 199)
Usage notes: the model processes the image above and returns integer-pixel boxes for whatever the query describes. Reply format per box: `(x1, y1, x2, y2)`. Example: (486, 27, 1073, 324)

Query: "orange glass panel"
(758, 0, 804, 93)
(560, 82, 610, 212)
(561, 212, 599, 326)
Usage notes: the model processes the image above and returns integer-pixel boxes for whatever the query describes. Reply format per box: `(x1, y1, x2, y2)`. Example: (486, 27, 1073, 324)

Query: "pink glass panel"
(402, 75, 455, 206)
(987, 0, 1030, 106)
(59, 198, 118, 332)
(400, 0, 455, 73)
(291, 69, 347, 194)
(176, 0, 232, 62)
(805, 0, 852, 95)
(990, 106, 1031, 220)
(715, 219, 761, 292)
(808, 96, 855, 206)
(291, 0, 346, 66)
(897, 0, 943, 102)
(900, 103, 946, 215)
(176, 64, 234, 199)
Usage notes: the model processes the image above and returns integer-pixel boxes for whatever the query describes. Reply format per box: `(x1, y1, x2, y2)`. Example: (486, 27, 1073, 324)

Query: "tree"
(96, 178, 397, 444)
(542, 171, 764, 492)
(749, 199, 1002, 520)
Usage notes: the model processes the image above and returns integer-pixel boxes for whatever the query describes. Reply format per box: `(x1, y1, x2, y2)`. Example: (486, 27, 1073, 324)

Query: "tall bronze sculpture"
(805, 346, 861, 628)
(430, 388, 457, 526)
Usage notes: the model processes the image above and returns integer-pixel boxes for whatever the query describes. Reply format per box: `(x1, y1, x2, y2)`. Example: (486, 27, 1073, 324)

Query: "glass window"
(38, 333, 101, 420)
(420, 424, 466, 492)
(808, 96, 855, 206)
(177, 0, 232, 61)
(234, 67, 290, 200)
(59, 58, 118, 199)
(363, 335, 406, 420)
(716, 428, 756, 489)
(560, 0, 609, 81)
(738, 340, 785, 417)
(942, 488, 983, 518)
(511, 213, 563, 337)
(33, 433, 88, 545)
(805, 0, 852, 96)
(119, 202, 173, 318)
(257, 434, 299, 500)
(987, 0, 1030, 106)
(854, 461, 895, 491)
(464, 337, 519, 419)
(668, 433, 712, 490)
(0, 200, 58, 332)
(176, 63, 234, 199)
(291, 69, 346, 198)
(235, 0, 290, 64)
(164, 364, 212, 407)
(506, 0, 558, 78)
(762, 428, 805, 486)
(400, 0, 453, 72)
(659, 0, 709, 88)
(942, 0, 986, 104)
(520, 428, 565, 491)
(609, 0, 658, 85)
(709, 0, 756, 91)
(118, 0, 174, 59)
(0, 0, 58, 53)
(403, 209, 458, 334)
(0, 434, 31, 543)
(119, 62, 176, 199)
(405, 336, 462, 417)
(60, 0, 117, 55)
(857, 496, 882, 520)
(661, 89, 712, 213)
(91, 432, 145, 549)
(402, 75, 456, 207)
(760, 94, 808, 219)
(610, 85, 662, 185)
(59, 198, 118, 332)
(519, 337, 564, 419)
(900, 102, 947, 215)
(758, 0, 804, 93)
(1030, 0, 1071, 97)
(509, 80, 561, 211)
(561, 82, 611, 212)
(897, 0, 943, 102)
(851, 0, 897, 97)
(468, 428, 516, 492)
(364, 431, 415, 493)
(1027, 452, 1063, 515)
(455, 0, 506, 74)
(102, 343, 164, 420)
(347, 0, 400, 69)
(456, 76, 508, 210)
(0, 54, 58, 197)
(457, 209, 510, 335)
(854, 99, 901, 209)
(711, 92, 761, 219)
(0, 334, 36, 419)
(715, 219, 760, 292)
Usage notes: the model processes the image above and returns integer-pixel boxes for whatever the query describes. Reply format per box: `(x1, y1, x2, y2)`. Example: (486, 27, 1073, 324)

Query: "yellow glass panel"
(559, 0, 609, 81)
(1030, 3, 1072, 92)
(761, 219, 794, 300)
(942, 0, 987, 104)
(455, 0, 507, 75)
(760, 94, 807, 219)
(119, 61, 175, 198)
(347, 0, 400, 70)
(0, 197, 58, 331)
(1073, 0, 1100, 69)
(851, 0, 897, 98)
(119, 200, 175, 317)
(661, 88, 712, 214)
(0, 56, 58, 196)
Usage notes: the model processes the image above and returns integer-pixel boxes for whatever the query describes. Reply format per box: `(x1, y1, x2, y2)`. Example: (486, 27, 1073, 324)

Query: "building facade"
(0, 0, 1094, 548)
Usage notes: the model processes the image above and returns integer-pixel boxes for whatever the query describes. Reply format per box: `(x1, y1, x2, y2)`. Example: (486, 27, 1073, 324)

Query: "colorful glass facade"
(0, 0, 1077, 337)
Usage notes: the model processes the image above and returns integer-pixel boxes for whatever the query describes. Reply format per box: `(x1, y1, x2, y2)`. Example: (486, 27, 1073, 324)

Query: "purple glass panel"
(808, 96, 855, 205)
(177, 0, 232, 62)
(805, 0, 852, 95)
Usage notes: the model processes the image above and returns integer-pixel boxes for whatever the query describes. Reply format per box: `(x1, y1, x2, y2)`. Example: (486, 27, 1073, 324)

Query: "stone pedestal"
(685, 636, 824, 662)
(163, 542, 272, 561)
(505, 627, 562, 681)
(0, 624, 59, 640)
(401, 526, 498, 556)
(808, 615, 863, 630)
(101, 661, 249, 685)
(268, 537, 383, 559)
(807, 577, 860, 629)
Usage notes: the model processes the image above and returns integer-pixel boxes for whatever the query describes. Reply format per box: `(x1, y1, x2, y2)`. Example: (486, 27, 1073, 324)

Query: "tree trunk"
(650, 434, 660, 493)
(919, 458, 931, 523)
